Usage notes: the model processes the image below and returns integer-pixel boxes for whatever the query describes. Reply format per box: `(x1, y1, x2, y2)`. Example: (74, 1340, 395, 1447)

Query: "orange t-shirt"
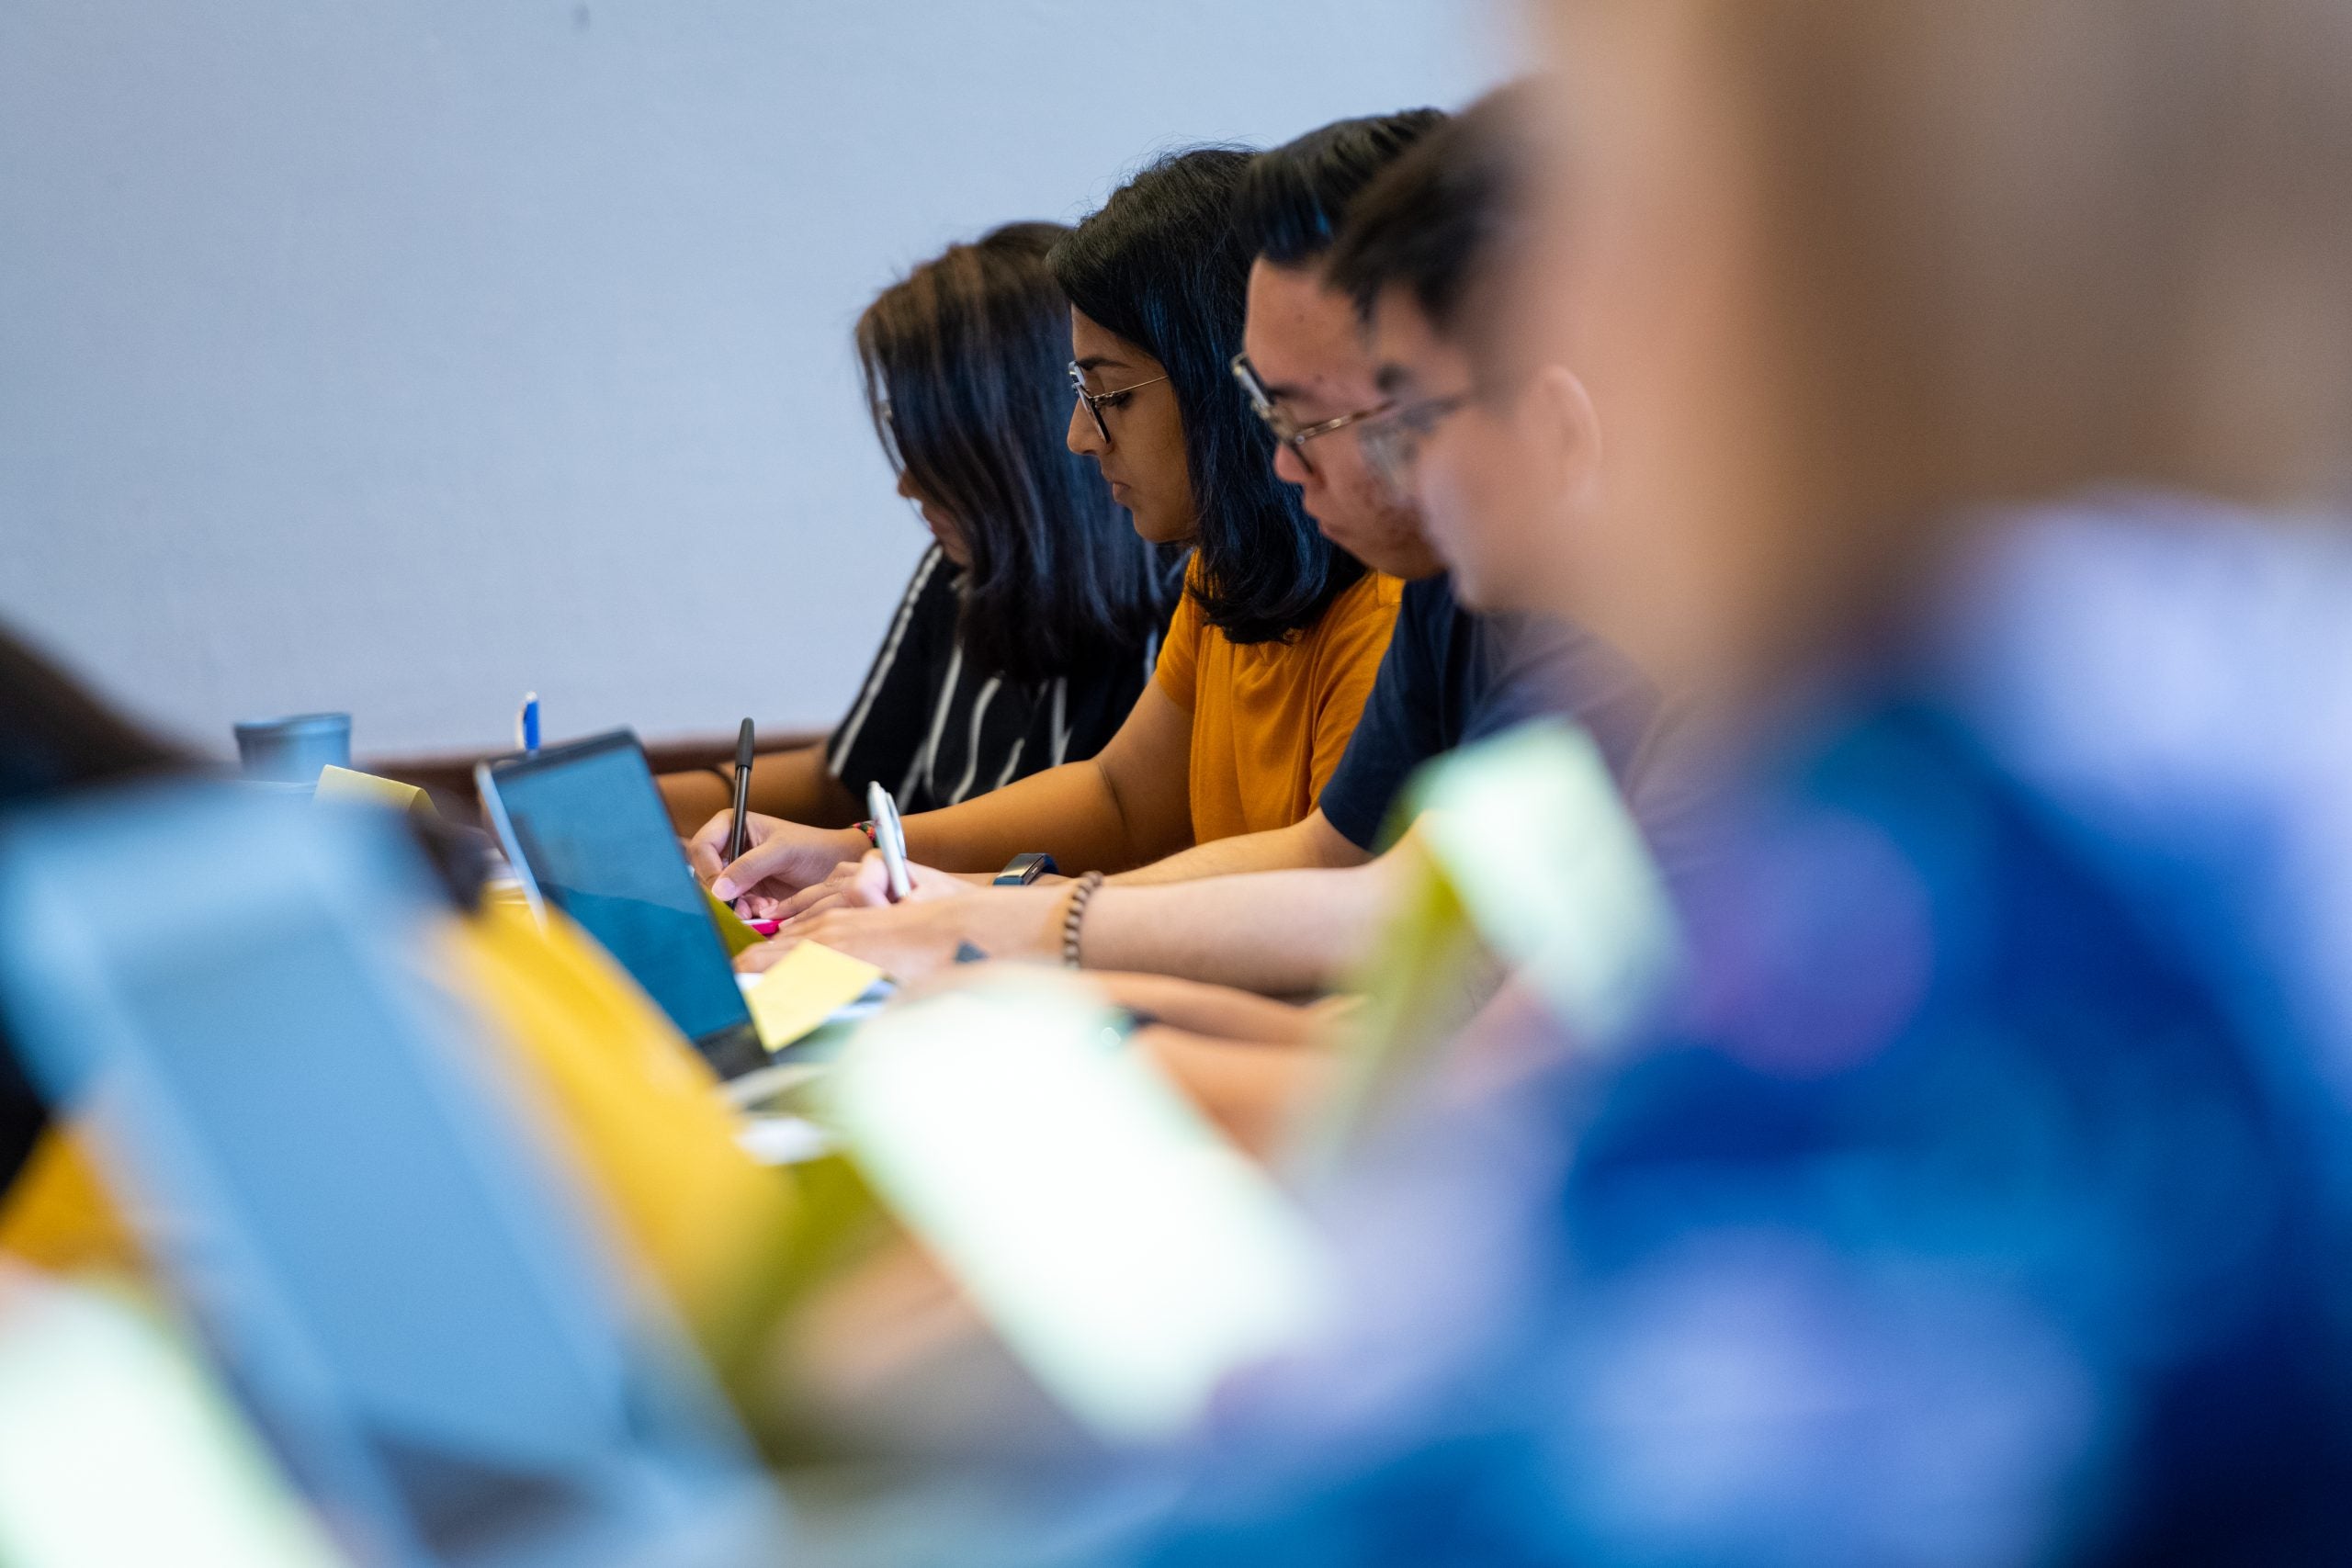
(1154, 561, 1403, 843)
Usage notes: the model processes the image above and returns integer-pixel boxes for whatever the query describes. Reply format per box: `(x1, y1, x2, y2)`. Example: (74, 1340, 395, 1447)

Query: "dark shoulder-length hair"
(856, 221, 1181, 683)
(1051, 149, 1364, 645)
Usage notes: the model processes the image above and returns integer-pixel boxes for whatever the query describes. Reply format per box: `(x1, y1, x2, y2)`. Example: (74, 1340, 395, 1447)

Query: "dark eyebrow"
(1073, 355, 1130, 374)
(1374, 362, 1417, 396)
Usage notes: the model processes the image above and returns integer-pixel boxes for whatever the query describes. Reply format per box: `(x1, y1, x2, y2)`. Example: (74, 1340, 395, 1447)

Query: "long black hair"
(1052, 148, 1363, 645)
(857, 222, 1179, 684)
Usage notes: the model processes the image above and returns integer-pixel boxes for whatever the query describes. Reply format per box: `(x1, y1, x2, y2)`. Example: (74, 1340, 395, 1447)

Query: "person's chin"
(1316, 525, 1409, 575)
(1304, 510, 1361, 551)
(1124, 506, 1183, 545)
(1451, 560, 1529, 615)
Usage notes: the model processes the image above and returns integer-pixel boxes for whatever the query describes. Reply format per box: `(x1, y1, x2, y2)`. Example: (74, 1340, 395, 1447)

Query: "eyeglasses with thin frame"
(1069, 361, 1169, 445)
(1356, 388, 1477, 502)
(1228, 353, 1388, 478)
(875, 393, 905, 473)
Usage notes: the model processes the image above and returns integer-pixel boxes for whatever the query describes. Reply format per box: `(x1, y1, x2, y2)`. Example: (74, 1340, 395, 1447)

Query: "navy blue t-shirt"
(1317, 574, 1656, 851)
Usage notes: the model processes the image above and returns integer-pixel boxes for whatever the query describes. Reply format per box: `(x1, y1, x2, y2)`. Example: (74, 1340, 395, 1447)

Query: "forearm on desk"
(1086, 971, 1329, 1046)
(1138, 1025, 1331, 1161)
(750, 748, 864, 828)
(658, 769, 734, 837)
(1110, 807, 1369, 886)
(897, 687, 1195, 875)
(1081, 858, 1400, 995)
(658, 745, 859, 835)
(898, 757, 1157, 876)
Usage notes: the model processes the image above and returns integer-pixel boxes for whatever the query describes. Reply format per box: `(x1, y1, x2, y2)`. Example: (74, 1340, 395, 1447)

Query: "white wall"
(0, 0, 1503, 760)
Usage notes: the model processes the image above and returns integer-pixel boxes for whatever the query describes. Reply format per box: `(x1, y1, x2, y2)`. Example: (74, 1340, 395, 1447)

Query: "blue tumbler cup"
(232, 713, 353, 784)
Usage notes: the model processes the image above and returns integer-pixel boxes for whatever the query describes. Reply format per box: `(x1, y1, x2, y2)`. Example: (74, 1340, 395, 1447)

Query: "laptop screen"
(487, 735, 753, 1051)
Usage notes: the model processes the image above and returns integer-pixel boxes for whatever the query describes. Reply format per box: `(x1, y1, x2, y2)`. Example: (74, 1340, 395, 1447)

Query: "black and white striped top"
(825, 546, 1158, 812)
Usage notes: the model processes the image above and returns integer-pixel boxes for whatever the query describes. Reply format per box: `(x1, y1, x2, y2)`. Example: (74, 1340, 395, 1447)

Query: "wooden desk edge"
(363, 727, 828, 816)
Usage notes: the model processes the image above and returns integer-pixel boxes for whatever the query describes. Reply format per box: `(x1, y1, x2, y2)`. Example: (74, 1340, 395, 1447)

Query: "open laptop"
(475, 731, 767, 1082)
(0, 784, 790, 1568)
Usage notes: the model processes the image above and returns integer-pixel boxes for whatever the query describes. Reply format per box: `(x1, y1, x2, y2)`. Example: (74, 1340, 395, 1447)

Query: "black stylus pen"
(723, 718, 755, 864)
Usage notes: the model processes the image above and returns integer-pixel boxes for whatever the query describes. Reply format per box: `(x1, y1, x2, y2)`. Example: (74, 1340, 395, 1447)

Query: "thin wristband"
(1060, 871, 1105, 968)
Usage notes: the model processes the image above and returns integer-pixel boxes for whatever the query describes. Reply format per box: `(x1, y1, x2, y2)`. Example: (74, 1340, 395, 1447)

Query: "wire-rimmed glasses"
(1229, 352, 1389, 476)
(1069, 361, 1169, 444)
(1356, 388, 1478, 502)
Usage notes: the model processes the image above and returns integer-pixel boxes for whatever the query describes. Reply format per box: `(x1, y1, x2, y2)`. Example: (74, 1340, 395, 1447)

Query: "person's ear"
(1523, 363, 1604, 504)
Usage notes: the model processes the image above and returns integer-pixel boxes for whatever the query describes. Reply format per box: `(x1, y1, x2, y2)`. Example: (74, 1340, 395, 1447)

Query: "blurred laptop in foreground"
(0, 785, 790, 1568)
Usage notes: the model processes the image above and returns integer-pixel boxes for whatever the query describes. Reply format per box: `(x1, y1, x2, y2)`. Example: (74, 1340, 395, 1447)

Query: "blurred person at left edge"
(0, 627, 799, 1390)
(0, 626, 184, 1196)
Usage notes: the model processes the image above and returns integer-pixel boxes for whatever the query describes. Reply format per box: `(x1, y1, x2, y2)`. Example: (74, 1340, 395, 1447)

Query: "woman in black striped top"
(662, 223, 1180, 831)
(821, 538, 1160, 813)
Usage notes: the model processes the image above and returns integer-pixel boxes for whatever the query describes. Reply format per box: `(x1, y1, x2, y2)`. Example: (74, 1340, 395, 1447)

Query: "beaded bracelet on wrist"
(1060, 871, 1105, 968)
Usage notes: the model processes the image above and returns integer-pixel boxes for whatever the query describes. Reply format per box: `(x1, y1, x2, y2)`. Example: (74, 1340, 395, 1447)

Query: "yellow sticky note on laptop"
(746, 941, 884, 1052)
(313, 765, 434, 817)
(703, 889, 765, 958)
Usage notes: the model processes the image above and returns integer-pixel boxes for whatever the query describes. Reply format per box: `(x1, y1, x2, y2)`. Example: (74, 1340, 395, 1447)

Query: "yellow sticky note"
(703, 890, 765, 958)
(1306, 834, 1496, 1168)
(745, 941, 884, 1052)
(313, 765, 433, 817)
(1300, 721, 1682, 1174)
(1408, 721, 1679, 1042)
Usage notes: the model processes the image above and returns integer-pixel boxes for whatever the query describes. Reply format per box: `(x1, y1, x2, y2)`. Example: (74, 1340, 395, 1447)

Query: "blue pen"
(517, 692, 540, 755)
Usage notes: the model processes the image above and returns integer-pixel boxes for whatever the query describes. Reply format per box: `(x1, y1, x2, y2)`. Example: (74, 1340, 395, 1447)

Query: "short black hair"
(1234, 109, 1451, 268)
(1053, 148, 1363, 644)
(857, 221, 1180, 683)
(1327, 84, 1539, 358)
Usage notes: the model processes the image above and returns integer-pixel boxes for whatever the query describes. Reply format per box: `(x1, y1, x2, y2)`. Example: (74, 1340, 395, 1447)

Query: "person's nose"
(1068, 397, 1106, 458)
(1272, 441, 1316, 491)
